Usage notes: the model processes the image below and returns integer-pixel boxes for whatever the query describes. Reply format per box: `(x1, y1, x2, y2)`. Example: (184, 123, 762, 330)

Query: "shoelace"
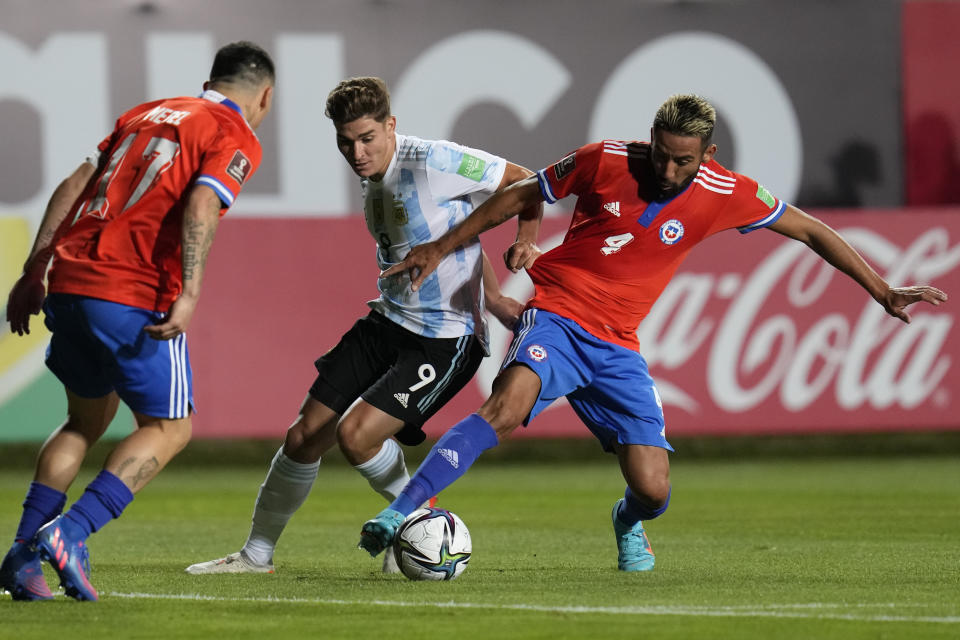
(619, 530, 649, 555)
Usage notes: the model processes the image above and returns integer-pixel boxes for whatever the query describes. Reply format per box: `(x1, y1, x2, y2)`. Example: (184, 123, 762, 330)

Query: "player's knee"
(162, 417, 193, 454)
(629, 476, 670, 509)
(476, 394, 526, 439)
(335, 417, 376, 462)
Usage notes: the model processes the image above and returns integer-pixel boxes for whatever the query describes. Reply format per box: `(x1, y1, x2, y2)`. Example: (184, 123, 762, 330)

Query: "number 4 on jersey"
(601, 232, 634, 255)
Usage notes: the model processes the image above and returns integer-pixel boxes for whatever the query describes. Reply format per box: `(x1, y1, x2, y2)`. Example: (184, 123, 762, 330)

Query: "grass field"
(1, 443, 958, 639)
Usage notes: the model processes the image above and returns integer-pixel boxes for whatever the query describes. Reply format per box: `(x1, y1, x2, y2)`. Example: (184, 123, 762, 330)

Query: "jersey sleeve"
(194, 125, 261, 209)
(725, 172, 787, 234)
(536, 142, 603, 204)
(424, 140, 507, 202)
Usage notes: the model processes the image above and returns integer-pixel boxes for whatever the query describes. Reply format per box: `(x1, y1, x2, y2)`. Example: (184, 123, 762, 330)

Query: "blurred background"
(0, 0, 957, 447)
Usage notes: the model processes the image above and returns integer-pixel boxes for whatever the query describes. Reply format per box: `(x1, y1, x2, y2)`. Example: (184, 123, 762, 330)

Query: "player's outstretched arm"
(768, 205, 947, 323)
(6, 161, 96, 336)
(144, 185, 222, 340)
(382, 175, 544, 291)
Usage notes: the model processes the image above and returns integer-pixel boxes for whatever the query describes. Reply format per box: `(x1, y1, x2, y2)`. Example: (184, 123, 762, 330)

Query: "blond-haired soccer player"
(359, 94, 947, 571)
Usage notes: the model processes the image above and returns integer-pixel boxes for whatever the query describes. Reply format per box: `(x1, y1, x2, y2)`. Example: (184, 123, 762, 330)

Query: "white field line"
(106, 592, 960, 624)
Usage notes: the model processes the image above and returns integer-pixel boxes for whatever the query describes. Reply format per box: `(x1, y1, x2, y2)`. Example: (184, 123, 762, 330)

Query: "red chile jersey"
(530, 140, 785, 350)
(47, 90, 261, 312)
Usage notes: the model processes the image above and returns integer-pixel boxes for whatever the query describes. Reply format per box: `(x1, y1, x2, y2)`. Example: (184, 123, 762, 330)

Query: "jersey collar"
(200, 89, 243, 116)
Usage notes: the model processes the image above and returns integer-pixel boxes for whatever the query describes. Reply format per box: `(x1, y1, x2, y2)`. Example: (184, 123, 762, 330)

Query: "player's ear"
(260, 85, 274, 112)
(702, 142, 717, 163)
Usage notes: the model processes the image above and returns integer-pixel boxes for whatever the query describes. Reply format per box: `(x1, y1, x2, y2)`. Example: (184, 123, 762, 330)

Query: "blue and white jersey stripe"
(536, 168, 559, 204)
(196, 174, 236, 207)
(364, 134, 507, 350)
(737, 199, 786, 233)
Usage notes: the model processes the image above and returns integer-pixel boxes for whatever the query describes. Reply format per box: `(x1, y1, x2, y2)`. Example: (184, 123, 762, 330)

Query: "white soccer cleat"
(185, 551, 274, 575)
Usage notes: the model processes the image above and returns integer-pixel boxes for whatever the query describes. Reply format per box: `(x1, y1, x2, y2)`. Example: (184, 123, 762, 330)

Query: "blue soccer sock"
(617, 486, 671, 527)
(15, 482, 67, 544)
(389, 414, 499, 516)
(63, 470, 134, 540)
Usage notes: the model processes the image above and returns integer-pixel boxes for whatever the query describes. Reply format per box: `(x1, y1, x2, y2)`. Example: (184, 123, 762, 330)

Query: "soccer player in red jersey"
(1, 42, 274, 600)
(359, 94, 948, 571)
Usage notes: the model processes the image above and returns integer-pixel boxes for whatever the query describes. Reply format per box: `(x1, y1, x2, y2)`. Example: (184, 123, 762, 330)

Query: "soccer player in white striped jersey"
(185, 76, 541, 576)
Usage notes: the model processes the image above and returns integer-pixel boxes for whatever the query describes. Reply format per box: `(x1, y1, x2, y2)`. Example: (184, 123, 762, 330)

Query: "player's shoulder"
(598, 139, 650, 157)
(692, 157, 742, 196)
(388, 133, 431, 168)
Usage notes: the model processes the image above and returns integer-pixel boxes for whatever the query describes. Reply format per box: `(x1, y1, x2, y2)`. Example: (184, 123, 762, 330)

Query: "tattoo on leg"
(114, 457, 138, 478)
(130, 457, 160, 489)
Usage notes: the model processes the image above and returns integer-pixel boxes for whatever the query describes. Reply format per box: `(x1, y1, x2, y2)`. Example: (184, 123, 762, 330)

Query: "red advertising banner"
(188, 209, 958, 440)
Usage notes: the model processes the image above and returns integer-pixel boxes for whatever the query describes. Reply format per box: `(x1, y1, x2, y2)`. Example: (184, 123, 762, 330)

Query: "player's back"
(48, 92, 261, 312)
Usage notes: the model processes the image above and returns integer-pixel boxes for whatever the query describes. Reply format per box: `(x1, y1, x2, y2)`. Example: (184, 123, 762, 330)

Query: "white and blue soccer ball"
(392, 507, 471, 581)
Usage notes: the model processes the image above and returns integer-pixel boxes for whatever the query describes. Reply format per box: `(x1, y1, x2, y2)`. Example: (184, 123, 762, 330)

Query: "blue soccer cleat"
(358, 508, 405, 557)
(0, 541, 54, 601)
(611, 499, 656, 572)
(33, 517, 98, 601)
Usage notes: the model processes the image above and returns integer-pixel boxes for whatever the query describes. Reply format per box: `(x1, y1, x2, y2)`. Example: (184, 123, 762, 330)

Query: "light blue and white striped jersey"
(362, 133, 507, 350)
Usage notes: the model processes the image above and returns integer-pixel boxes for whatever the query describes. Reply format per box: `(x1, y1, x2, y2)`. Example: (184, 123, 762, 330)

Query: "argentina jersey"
(362, 133, 506, 349)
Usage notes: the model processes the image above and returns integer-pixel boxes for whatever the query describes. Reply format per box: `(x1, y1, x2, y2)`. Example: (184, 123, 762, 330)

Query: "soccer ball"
(391, 507, 471, 581)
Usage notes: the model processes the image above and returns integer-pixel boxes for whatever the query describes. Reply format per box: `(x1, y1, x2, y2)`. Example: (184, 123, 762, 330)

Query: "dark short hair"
(325, 77, 391, 125)
(209, 41, 275, 88)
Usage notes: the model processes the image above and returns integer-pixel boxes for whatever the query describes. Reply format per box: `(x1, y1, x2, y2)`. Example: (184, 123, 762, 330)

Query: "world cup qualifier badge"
(526, 344, 548, 362)
(659, 219, 684, 245)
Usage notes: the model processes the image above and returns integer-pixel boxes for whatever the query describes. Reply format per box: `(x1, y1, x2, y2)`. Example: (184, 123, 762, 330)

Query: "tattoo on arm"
(182, 205, 218, 283)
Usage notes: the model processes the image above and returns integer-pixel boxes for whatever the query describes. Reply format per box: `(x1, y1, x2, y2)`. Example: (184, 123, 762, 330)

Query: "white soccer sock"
(242, 447, 320, 566)
(353, 438, 409, 502)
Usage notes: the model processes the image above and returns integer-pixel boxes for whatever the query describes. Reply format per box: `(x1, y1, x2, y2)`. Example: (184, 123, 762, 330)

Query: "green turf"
(1, 454, 958, 639)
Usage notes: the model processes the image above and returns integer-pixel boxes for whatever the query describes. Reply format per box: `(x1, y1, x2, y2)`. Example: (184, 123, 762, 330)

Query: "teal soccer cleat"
(358, 508, 405, 557)
(611, 498, 656, 572)
(0, 542, 54, 601)
(33, 517, 98, 601)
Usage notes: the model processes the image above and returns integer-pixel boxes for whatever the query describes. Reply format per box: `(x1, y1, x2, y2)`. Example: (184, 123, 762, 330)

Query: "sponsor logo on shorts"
(554, 152, 576, 180)
(659, 219, 684, 245)
(527, 344, 547, 362)
(394, 392, 409, 408)
(226, 150, 252, 185)
(438, 448, 459, 469)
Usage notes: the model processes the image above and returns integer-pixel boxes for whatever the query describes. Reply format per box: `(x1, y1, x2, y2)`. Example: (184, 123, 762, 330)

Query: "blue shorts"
(503, 308, 672, 452)
(43, 293, 194, 419)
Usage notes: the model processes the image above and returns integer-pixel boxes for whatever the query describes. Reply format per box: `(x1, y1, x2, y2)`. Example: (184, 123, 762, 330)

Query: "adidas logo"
(603, 201, 620, 217)
(394, 392, 409, 408)
(438, 448, 459, 469)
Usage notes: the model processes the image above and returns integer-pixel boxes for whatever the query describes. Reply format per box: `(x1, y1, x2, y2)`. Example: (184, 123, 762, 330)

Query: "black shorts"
(309, 311, 485, 446)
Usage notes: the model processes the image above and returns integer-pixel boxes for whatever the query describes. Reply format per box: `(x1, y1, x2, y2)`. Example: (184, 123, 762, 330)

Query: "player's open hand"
(6, 273, 46, 336)
(144, 293, 198, 340)
(881, 285, 947, 323)
(380, 242, 444, 292)
(504, 241, 541, 273)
